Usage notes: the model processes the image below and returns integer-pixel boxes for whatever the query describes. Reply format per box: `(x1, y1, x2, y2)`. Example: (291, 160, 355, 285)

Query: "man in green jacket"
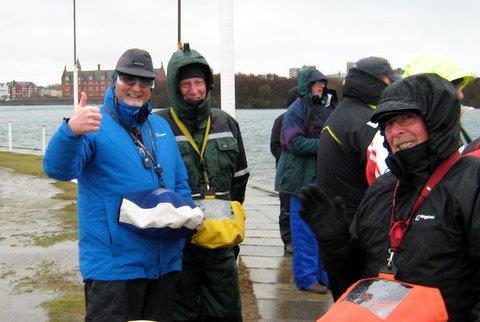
(156, 43, 249, 322)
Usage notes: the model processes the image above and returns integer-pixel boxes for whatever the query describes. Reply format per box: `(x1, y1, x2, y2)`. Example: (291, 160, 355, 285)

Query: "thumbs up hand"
(68, 92, 102, 136)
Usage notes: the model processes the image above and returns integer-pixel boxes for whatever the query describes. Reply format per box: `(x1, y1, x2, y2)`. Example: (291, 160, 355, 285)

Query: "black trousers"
(85, 272, 177, 322)
(279, 191, 291, 245)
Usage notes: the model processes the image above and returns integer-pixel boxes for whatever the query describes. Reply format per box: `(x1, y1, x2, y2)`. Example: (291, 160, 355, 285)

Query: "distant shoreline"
(0, 97, 103, 106)
(0, 98, 287, 109)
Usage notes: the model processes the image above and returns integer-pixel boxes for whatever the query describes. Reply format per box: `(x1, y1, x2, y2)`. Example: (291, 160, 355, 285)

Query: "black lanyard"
(104, 102, 164, 186)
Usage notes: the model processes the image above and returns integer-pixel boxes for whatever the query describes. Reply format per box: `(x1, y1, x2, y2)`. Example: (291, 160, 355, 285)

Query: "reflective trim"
(215, 191, 230, 196)
(321, 125, 342, 145)
(191, 193, 202, 198)
(234, 168, 249, 177)
(175, 135, 189, 142)
(176, 132, 234, 142)
(208, 132, 234, 139)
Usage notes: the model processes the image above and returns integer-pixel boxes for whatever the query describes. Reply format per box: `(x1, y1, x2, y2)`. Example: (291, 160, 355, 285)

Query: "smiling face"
(115, 74, 152, 107)
(384, 113, 430, 153)
(179, 77, 207, 101)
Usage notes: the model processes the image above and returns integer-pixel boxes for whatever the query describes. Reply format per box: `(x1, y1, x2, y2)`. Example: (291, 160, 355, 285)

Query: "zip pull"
(387, 248, 395, 269)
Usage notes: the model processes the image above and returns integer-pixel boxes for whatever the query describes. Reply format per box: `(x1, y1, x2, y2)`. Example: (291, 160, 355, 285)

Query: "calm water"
(1, 105, 479, 187)
(0, 106, 284, 187)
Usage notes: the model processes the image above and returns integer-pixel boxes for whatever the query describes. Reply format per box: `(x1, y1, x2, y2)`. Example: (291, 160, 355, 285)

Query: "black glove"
(299, 184, 349, 241)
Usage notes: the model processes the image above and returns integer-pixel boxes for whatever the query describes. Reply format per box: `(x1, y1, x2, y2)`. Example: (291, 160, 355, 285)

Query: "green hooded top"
(166, 43, 214, 133)
(157, 44, 249, 203)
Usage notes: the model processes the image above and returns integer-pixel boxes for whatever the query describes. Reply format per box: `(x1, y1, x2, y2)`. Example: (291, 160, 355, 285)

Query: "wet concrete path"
(242, 183, 333, 321)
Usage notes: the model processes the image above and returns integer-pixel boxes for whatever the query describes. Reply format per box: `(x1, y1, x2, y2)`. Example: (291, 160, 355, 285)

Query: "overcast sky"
(1, 0, 479, 86)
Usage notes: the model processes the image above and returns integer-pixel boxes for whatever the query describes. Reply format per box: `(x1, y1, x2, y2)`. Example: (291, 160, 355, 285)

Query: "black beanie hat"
(178, 63, 207, 82)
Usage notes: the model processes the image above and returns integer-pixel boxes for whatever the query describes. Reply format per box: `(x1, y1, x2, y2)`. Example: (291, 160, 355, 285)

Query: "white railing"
(1, 121, 47, 155)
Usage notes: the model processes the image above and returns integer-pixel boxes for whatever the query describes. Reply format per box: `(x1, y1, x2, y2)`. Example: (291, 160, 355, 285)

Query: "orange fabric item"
(317, 275, 448, 322)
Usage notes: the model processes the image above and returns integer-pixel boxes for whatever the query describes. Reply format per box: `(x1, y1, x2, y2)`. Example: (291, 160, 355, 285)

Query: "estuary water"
(0, 106, 285, 187)
(1, 105, 479, 187)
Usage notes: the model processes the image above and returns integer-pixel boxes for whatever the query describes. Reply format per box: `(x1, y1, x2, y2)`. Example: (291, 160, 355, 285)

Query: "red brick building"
(61, 61, 166, 98)
(8, 81, 38, 99)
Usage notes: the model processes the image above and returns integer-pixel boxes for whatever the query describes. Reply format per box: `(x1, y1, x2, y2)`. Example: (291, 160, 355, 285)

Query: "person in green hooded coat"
(156, 43, 249, 322)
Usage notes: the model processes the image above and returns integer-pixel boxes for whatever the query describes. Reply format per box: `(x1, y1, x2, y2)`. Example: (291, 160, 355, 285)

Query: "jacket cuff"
(59, 119, 82, 139)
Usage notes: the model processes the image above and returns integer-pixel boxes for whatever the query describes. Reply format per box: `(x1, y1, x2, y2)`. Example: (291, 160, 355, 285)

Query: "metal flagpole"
(177, 0, 182, 49)
(220, 0, 235, 117)
(73, 0, 79, 110)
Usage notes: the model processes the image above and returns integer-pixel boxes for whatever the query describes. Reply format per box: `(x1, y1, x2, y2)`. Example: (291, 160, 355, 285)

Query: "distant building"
(289, 68, 299, 79)
(61, 61, 167, 98)
(326, 72, 347, 78)
(289, 65, 316, 79)
(0, 83, 9, 100)
(8, 81, 38, 100)
(38, 86, 62, 98)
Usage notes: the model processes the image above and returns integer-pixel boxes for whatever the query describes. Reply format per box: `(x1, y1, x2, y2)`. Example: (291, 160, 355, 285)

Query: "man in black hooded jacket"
(301, 74, 480, 321)
(314, 56, 399, 299)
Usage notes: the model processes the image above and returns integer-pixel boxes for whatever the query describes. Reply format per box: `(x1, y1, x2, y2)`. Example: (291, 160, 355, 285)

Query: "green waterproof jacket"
(155, 44, 249, 203)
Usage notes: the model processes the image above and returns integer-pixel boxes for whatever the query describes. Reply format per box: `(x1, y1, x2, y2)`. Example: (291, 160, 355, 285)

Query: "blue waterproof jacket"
(43, 86, 192, 281)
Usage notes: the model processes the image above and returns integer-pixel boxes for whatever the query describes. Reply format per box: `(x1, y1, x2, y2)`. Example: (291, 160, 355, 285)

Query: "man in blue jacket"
(43, 49, 192, 322)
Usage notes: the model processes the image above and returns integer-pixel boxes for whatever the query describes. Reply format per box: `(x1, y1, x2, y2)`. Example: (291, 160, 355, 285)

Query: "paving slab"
(241, 185, 333, 321)
(245, 222, 279, 230)
(243, 237, 284, 247)
(241, 245, 285, 257)
(246, 229, 281, 238)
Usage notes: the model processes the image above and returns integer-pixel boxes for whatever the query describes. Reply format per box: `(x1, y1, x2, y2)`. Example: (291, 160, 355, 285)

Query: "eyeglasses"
(117, 74, 155, 88)
(384, 113, 419, 131)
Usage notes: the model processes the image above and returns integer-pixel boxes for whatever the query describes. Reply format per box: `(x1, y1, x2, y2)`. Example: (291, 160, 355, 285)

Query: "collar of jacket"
(171, 95, 211, 134)
(104, 85, 152, 128)
(386, 141, 436, 186)
(343, 68, 388, 106)
(386, 141, 441, 221)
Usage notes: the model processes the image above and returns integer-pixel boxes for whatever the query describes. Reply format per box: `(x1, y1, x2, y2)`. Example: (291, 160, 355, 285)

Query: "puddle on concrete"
(0, 167, 79, 321)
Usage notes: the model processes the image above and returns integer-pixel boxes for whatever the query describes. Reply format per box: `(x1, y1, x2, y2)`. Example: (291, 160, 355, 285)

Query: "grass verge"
(0, 151, 78, 246)
(0, 151, 83, 320)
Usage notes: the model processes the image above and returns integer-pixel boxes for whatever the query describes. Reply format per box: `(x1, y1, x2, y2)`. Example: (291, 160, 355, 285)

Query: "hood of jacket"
(166, 44, 214, 132)
(372, 73, 461, 179)
(403, 53, 473, 89)
(104, 85, 152, 128)
(297, 67, 328, 105)
(342, 68, 389, 106)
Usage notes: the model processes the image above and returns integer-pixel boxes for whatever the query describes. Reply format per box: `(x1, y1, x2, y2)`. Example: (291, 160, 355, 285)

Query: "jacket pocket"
(214, 137, 239, 171)
(206, 137, 239, 188)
